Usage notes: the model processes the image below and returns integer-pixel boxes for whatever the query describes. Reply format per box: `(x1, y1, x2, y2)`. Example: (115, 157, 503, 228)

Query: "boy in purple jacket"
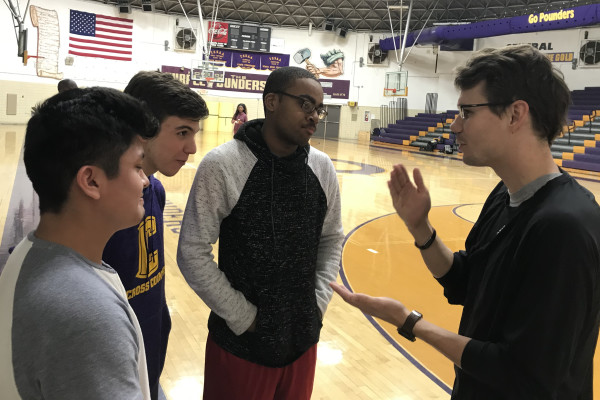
(103, 71, 208, 400)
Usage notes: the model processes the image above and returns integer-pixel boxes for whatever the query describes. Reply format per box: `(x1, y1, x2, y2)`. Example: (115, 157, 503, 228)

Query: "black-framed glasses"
(277, 92, 328, 120)
(458, 102, 511, 119)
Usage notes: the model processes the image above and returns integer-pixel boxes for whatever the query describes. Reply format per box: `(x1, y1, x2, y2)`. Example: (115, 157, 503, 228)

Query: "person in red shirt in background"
(231, 103, 248, 133)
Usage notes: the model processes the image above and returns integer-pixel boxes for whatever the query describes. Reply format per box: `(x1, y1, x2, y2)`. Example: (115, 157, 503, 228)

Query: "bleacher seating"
(553, 86, 600, 173)
(370, 87, 600, 173)
(371, 111, 459, 152)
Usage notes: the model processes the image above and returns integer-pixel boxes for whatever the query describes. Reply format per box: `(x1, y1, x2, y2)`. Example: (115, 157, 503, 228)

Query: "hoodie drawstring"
(270, 158, 277, 252)
(304, 147, 309, 199)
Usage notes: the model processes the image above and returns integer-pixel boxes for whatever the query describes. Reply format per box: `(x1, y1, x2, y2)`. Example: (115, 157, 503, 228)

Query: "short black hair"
(263, 66, 319, 98)
(262, 66, 319, 114)
(57, 79, 78, 92)
(455, 45, 571, 144)
(125, 71, 209, 123)
(25, 87, 159, 214)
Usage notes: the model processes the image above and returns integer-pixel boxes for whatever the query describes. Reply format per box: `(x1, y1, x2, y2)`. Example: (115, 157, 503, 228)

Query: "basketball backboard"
(384, 70, 408, 96)
(191, 59, 226, 83)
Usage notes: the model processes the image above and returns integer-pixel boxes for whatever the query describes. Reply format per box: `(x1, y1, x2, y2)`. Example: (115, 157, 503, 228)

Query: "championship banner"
(260, 54, 290, 71)
(232, 52, 260, 69)
(209, 48, 233, 67)
(209, 50, 290, 70)
(162, 65, 350, 99)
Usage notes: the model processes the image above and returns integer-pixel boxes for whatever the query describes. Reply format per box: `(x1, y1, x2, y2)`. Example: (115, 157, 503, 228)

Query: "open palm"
(387, 164, 431, 231)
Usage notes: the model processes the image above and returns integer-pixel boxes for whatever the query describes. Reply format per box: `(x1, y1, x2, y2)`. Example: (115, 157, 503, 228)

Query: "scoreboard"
(228, 24, 271, 52)
(208, 21, 270, 52)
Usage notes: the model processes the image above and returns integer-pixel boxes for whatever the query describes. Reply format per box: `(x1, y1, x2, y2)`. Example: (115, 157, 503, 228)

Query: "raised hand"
(387, 164, 431, 232)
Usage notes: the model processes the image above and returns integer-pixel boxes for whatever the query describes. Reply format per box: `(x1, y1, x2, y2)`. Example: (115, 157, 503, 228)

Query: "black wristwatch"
(397, 310, 423, 342)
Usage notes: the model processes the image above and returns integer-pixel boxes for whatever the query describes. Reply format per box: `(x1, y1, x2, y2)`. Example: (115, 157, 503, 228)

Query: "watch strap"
(414, 229, 436, 250)
(397, 310, 423, 342)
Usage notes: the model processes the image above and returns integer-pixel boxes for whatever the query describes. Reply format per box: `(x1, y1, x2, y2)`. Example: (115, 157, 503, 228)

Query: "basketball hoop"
(383, 87, 407, 97)
(205, 77, 214, 88)
(383, 70, 408, 97)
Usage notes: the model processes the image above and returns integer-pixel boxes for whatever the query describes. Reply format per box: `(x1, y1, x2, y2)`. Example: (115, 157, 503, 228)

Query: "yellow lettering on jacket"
(136, 217, 159, 278)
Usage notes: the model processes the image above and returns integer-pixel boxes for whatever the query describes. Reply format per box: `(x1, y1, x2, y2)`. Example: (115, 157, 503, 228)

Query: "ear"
(508, 100, 530, 131)
(75, 165, 103, 200)
(263, 92, 279, 114)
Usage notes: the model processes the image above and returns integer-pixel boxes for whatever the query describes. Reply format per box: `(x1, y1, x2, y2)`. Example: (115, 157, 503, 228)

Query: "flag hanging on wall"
(69, 9, 133, 61)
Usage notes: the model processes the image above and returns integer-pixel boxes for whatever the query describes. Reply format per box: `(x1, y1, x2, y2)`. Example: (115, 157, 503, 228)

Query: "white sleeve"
(177, 147, 257, 335)
(311, 154, 344, 316)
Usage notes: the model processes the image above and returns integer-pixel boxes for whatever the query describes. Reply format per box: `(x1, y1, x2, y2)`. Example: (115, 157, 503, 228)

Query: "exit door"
(315, 105, 341, 140)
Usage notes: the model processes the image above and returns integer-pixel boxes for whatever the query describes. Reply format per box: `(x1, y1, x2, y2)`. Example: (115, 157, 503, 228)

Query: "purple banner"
(232, 52, 260, 69)
(209, 48, 233, 67)
(260, 54, 290, 71)
(161, 65, 350, 99)
(319, 79, 351, 100)
(209, 49, 290, 70)
(381, 3, 600, 50)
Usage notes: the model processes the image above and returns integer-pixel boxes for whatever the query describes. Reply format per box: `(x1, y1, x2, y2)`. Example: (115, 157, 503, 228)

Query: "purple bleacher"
(395, 118, 431, 123)
(385, 128, 422, 135)
(583, 147, 600, 155)
(382, 132, 416, 141)
(571, 97, 600, 103)
(573, 89, 600, 93)
(389, 123, 432, 130)
(399, 120, 439, 126)
(583, 87, 600, 93)
(572, 99, 600, 104)
(372, 136, 404, 145)
(569, 105, 596, 111)
(573, 153, 600, 163)
(388, 122, 429, 129)
(402, 116, 442, 122)
(405, 116, 442, 122)
(413, 111, 457, 121)
(563, 160, 600, 173)
(567, 112, 585, 121)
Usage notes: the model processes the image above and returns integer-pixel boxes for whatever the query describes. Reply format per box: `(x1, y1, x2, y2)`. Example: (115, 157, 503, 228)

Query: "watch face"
(413, 310, 423, 318)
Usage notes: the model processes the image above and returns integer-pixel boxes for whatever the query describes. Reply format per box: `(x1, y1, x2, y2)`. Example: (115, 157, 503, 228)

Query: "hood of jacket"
(234, 118, 310, 174)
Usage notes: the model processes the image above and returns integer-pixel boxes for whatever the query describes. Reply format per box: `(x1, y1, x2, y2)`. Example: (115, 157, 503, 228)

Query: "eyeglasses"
(277, 92, 328, 120)
(458, 102, 511, 119)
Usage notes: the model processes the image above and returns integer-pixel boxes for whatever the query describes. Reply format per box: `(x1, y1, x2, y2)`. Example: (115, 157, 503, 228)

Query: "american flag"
(69, 9, 133, 61)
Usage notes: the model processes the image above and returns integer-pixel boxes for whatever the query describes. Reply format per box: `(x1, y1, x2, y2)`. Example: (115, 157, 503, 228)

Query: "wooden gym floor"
(1, 124, 599, 399)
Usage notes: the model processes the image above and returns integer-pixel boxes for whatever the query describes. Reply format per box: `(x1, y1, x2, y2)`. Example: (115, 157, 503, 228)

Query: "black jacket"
(439, 173, 600, 399)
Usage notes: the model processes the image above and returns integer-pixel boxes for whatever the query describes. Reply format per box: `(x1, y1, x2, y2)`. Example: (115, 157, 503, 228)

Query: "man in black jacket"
(332, 44, 600, 399)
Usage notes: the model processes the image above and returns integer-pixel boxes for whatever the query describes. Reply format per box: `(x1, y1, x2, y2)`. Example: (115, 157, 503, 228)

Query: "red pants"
(203, 334, 317, 400)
